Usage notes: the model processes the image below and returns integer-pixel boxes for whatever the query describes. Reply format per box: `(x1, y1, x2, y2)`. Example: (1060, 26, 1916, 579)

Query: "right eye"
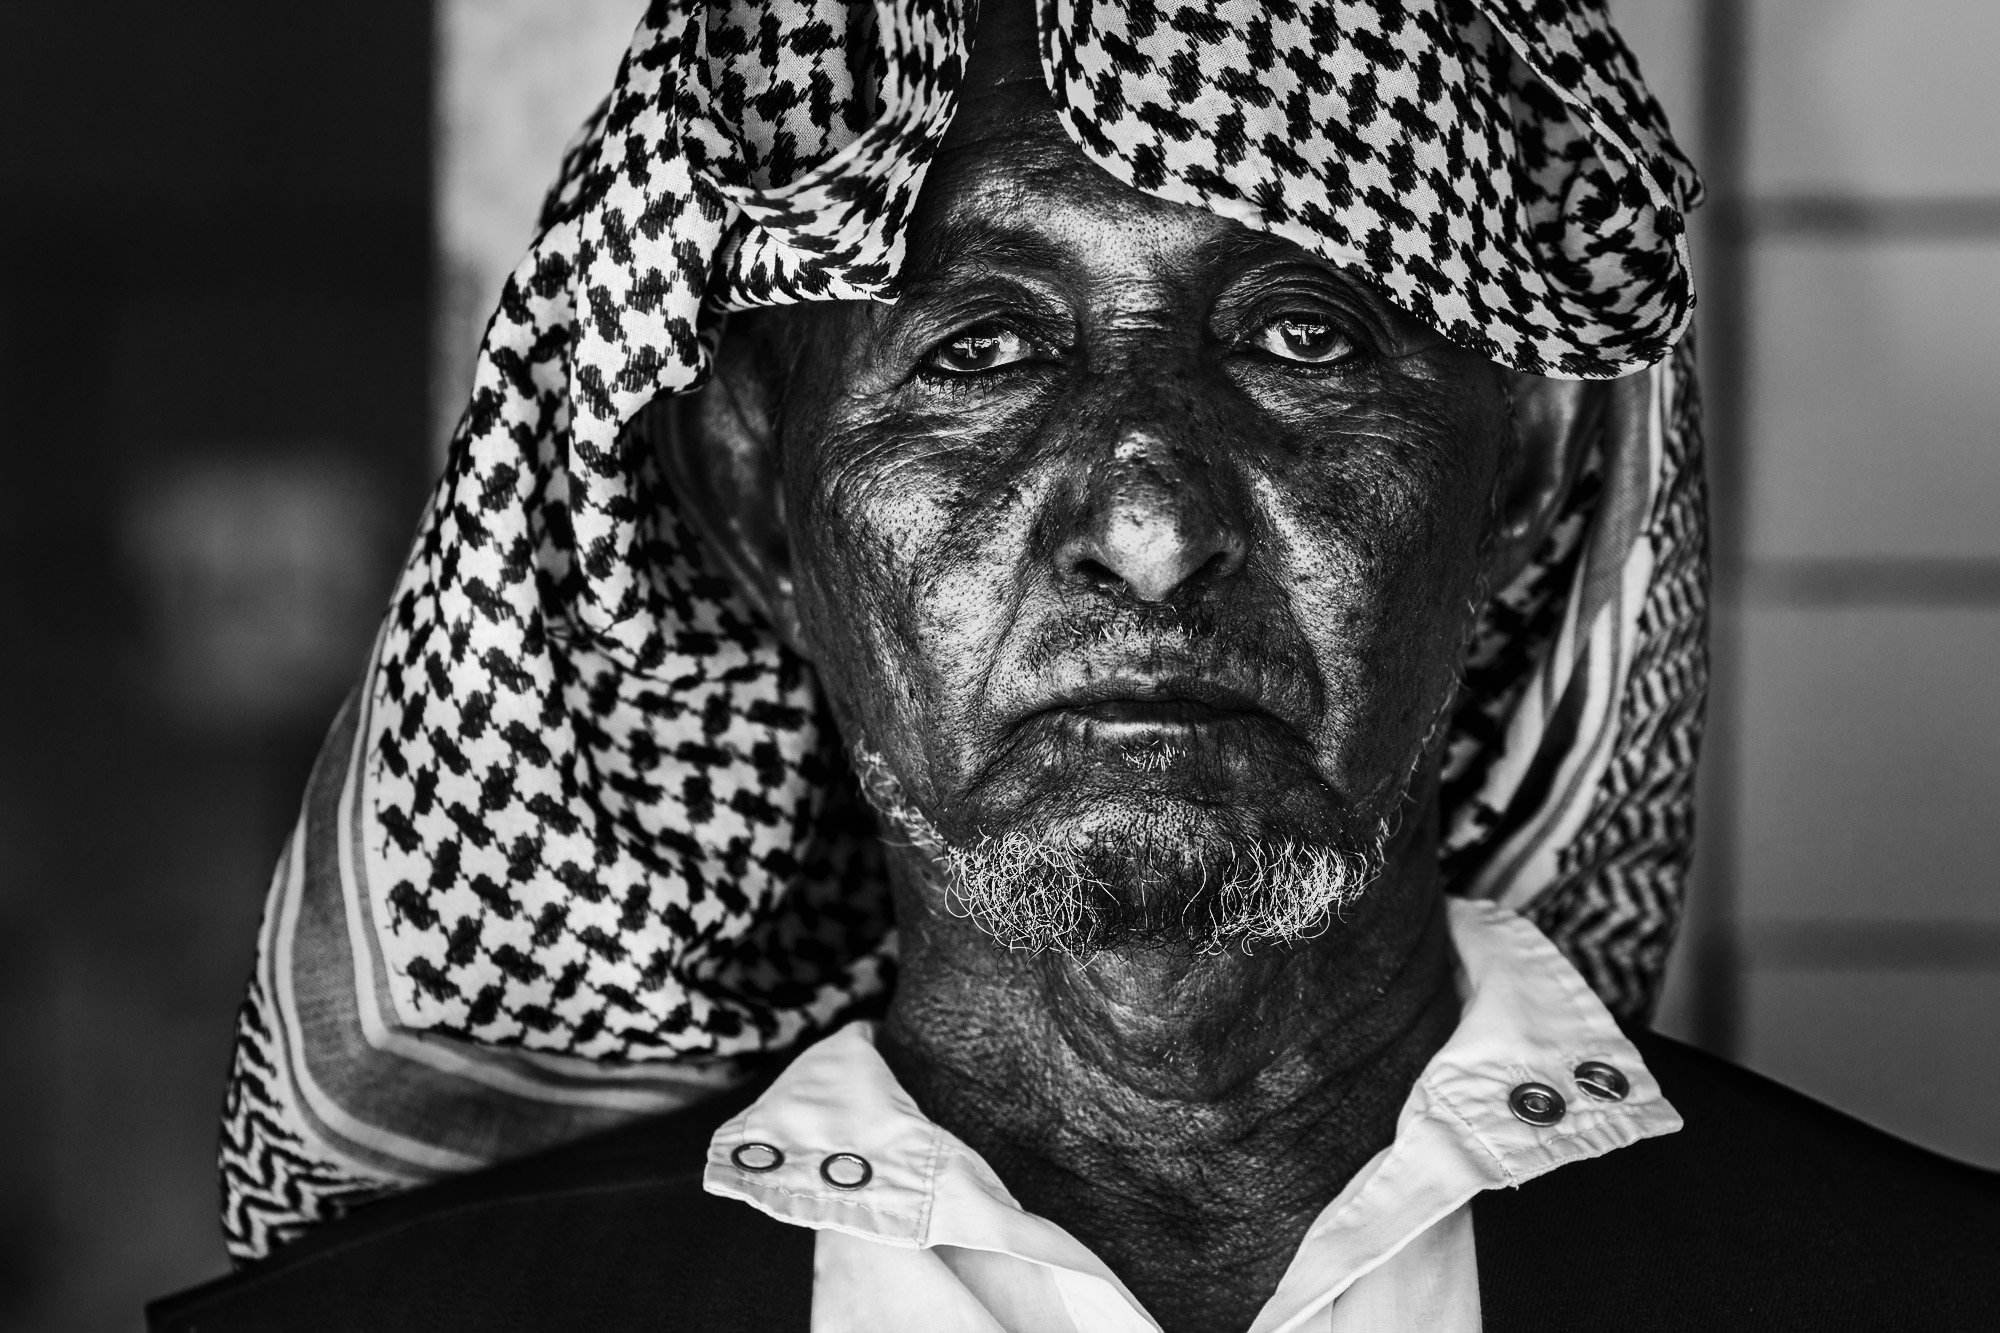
(1246, 314, 1358, 367)
(924, 324, 1037, 375)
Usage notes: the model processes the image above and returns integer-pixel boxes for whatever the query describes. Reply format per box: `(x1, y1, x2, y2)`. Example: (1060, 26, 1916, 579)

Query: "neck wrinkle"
(872, 802, 1459, 1245)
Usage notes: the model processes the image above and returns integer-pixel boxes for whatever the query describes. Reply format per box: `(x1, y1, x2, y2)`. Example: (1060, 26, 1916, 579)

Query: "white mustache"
(848, 734, 1387, 955)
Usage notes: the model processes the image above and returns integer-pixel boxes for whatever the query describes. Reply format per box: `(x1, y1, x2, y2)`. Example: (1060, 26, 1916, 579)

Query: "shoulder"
(149, 1082, 812, 1333)
(1475, 1028, 2000, 1332)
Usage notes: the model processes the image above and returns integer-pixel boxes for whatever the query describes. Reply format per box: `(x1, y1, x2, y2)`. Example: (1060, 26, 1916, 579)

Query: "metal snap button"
(820, 1152, 873, 1190)
(1574, 1060, 1630, 1102)
(1509, 1082, 1566, 1126)
(730, 1142, 784, 1172)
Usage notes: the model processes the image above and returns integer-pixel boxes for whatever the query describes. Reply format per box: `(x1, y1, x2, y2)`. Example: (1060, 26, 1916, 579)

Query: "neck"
(875, 809, 1458, 1333)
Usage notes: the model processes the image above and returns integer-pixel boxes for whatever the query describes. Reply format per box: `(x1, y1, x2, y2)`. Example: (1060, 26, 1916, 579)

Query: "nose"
(1056, 433, 1248, 602)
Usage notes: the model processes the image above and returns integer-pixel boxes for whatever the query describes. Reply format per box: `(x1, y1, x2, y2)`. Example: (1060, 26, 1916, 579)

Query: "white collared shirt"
(704, 900, 1681, 1331)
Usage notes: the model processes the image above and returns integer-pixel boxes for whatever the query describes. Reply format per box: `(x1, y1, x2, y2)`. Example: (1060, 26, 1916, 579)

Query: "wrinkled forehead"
(902, 0, 1245, 285)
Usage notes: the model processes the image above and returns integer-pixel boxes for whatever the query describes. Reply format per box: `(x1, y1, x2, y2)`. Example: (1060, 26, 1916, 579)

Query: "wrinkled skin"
(666, 3, 1601, 1327)
(719, 134, 1502, 890)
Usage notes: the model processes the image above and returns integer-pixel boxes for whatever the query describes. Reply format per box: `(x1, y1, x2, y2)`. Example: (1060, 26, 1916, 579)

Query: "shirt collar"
(1250, 899, 1681, 1330)
(704, 899, 1680, 1329)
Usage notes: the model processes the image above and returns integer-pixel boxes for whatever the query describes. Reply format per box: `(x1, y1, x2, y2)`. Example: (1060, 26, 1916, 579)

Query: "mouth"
(1057, 695, 1255, 740)
(1023, 677, 1279, 743)
(956, 660, 1329, 829)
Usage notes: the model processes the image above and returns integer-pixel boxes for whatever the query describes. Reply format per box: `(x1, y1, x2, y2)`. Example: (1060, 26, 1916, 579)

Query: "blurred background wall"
(1614, 0, 2000, 1173)
(0, 4, 433, 1329)
(0, 2, 1993, 1328)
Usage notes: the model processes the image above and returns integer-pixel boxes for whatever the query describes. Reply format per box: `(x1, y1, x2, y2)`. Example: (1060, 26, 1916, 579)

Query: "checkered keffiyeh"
(219, 0, 1706, 1260)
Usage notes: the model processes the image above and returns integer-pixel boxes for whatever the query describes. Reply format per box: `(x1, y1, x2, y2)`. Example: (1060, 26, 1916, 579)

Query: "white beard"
(851, 741, 1389, 955)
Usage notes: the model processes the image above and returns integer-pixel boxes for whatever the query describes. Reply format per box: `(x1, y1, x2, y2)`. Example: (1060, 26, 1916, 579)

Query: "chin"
(938, 794, 1388, 956)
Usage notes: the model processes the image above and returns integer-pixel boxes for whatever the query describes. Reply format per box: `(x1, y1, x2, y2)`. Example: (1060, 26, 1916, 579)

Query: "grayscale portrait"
(6, 1, 1995, 1330)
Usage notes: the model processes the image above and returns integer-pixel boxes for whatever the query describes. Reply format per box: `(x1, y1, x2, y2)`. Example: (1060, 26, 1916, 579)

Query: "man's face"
(762, 58, 1511, 951)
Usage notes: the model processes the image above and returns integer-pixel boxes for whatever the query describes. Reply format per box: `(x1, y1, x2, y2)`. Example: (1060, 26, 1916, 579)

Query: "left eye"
(1250, 316, 1357, 366)
(926, 324, 1036, 374)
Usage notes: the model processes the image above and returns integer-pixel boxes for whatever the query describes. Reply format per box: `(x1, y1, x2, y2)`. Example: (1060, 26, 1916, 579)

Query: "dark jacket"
(151, 1030, 2000, 1332)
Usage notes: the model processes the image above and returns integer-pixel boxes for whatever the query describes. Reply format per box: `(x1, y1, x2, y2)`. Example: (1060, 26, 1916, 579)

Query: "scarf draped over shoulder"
(217, 0, 1706, 1262)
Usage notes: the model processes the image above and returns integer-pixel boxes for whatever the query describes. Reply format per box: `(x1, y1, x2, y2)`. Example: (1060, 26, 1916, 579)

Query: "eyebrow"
(900, 210, 1074, 289)
(1190, 224, 1313, 273)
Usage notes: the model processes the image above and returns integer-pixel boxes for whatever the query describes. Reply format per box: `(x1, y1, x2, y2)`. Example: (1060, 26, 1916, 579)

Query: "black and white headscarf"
(220, 0, 1705, 1261)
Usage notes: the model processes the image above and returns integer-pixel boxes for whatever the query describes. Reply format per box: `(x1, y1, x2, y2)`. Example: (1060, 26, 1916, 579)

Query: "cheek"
(785, 413, 1037, 804)
(1252, 405, 1496, 800)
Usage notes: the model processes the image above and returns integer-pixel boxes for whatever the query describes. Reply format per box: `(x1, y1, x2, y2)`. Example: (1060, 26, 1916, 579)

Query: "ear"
(645, 318, 803, 646)
(1484, 371, 1610, 589)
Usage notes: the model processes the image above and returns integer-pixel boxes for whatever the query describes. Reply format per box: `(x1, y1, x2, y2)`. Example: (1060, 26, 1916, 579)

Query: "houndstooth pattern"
(365, 0, 1702, 1064)
(1040, 0, 1699, 377)
(361, 0, 953, 1061)
(1527, 335, 1706, 1015)
(218, 972, 390, 1259)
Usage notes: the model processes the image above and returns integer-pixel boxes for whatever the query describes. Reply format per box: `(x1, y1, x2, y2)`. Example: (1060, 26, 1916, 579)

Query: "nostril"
(1068, 554, 1123, 590)
(1188, 544, 1244, 588)
(1056, 522, 1246, 603)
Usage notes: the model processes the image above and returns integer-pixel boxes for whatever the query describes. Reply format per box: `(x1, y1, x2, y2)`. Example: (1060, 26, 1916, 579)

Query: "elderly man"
(156, 0, 1997, 1330)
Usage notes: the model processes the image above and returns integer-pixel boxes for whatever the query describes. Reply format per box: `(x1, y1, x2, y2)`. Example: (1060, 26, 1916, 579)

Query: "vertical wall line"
(1690, 0, 1752, 1059)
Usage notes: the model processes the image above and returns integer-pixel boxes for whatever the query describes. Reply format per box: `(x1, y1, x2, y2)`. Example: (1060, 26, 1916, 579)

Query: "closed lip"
(1020, 675, 1276, 729)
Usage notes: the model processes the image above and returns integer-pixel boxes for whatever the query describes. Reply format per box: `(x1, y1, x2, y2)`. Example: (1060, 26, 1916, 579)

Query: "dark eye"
(925, 324, 1036, 374)
(1249, 315, 1357, 367)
